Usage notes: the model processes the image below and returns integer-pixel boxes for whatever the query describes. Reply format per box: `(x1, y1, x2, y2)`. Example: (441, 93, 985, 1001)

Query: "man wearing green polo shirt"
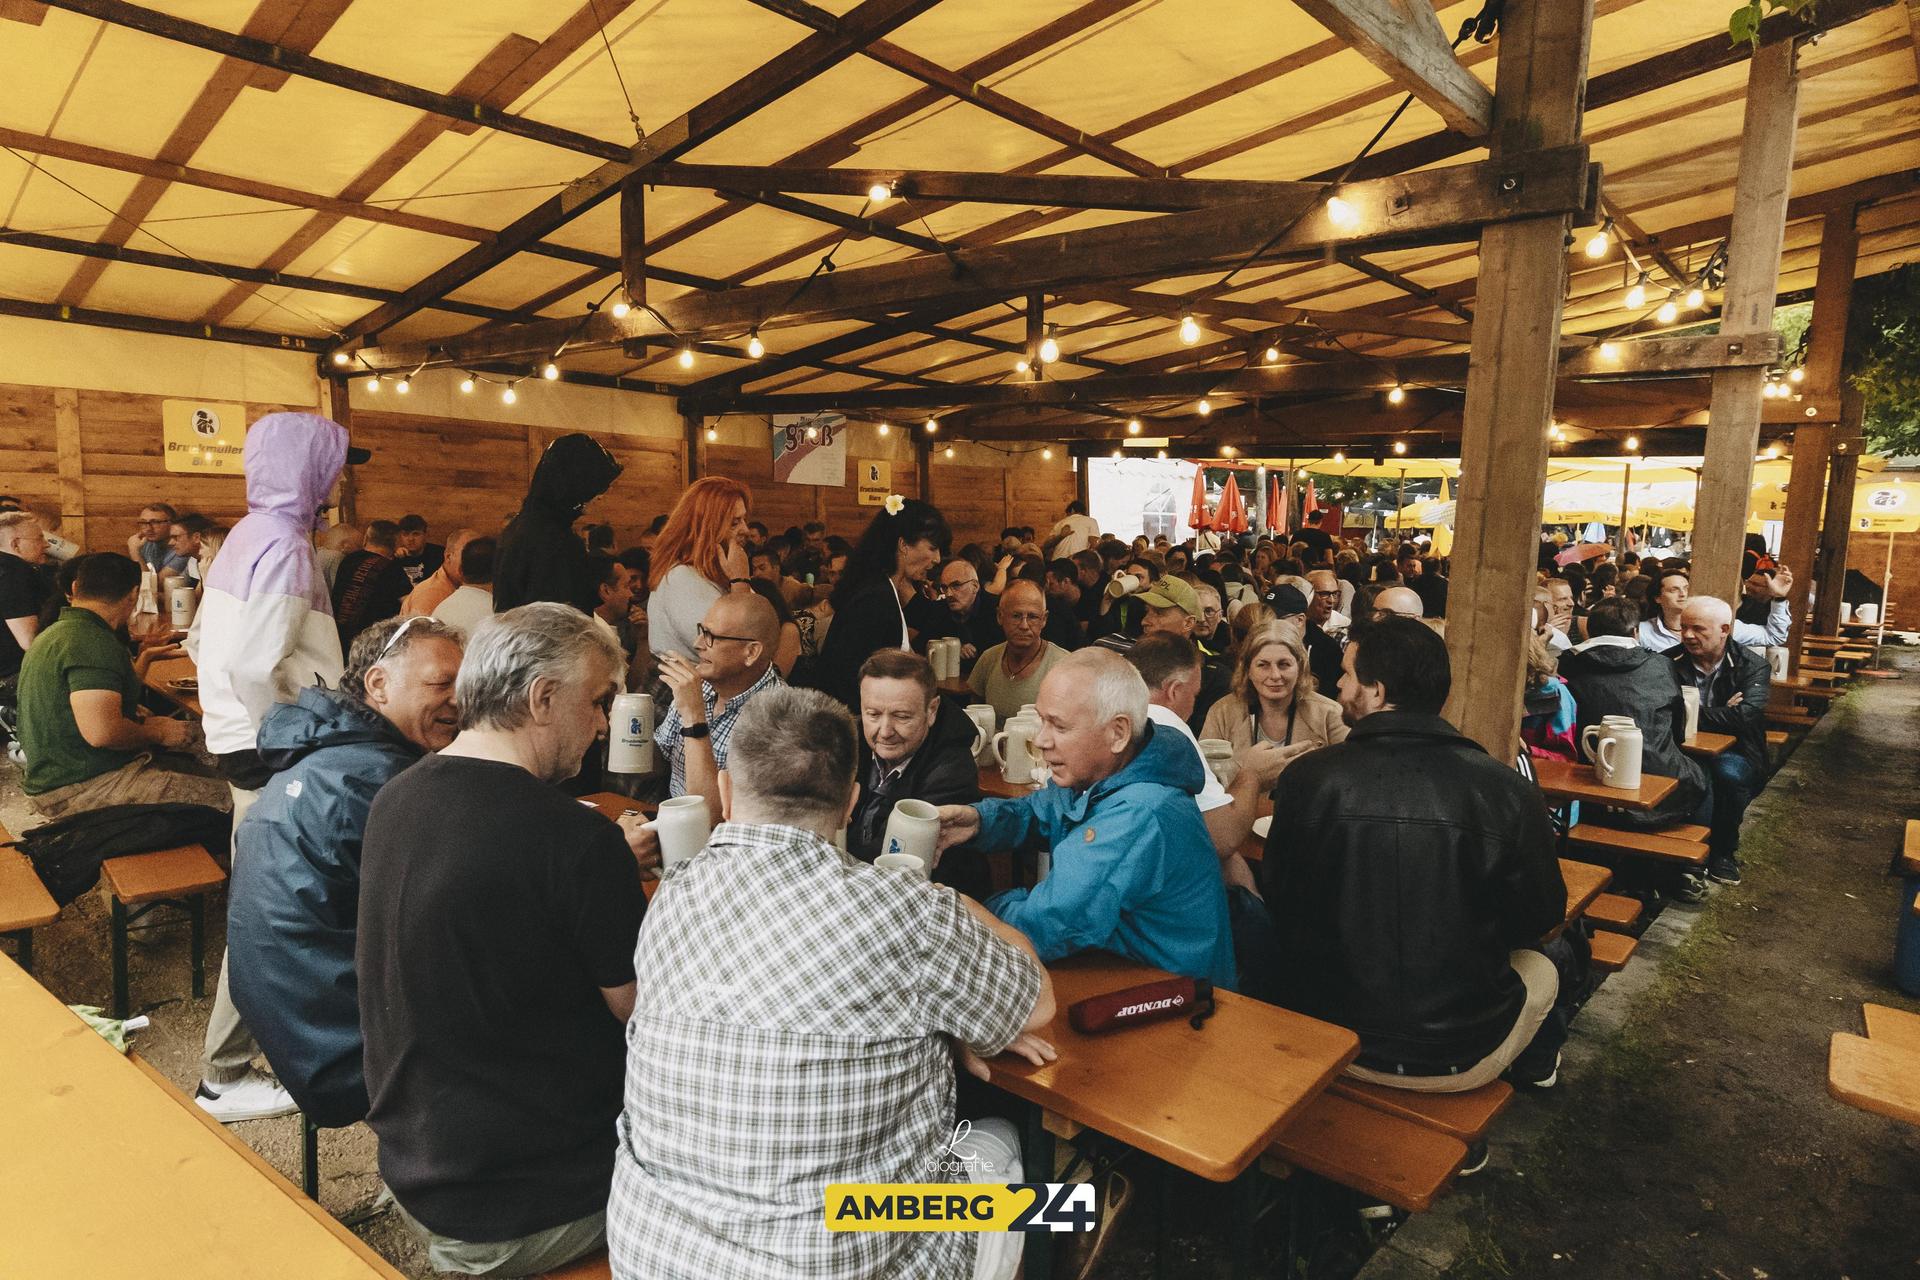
(18, 553, 230, 820)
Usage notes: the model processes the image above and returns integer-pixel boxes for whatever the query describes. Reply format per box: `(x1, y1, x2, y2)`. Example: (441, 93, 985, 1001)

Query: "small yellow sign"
(824, 1182, 1095, 1233)
(857, 459, 893, 506)
(161, 400, 248, 475)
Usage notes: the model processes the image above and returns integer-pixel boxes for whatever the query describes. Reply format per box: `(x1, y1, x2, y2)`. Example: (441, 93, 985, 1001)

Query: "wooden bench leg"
(6, 928, 30, 975)
(1020, 1100, 1054, 1280)
(1229, 1168, 1262, 1280)
(189, 894, 207, 999)
(110, 895, 130, 1020)
(302, 1114, 321, 1200)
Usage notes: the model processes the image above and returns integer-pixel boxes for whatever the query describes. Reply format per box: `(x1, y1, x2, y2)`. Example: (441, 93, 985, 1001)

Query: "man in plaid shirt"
(608, 685, 1056, 1280)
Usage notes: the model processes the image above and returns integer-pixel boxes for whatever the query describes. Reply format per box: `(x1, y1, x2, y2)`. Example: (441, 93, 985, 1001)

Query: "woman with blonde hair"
(1227, 601, 1274, 660)
(647, 476, 752, 660)
(1200, 620, 1347, 759)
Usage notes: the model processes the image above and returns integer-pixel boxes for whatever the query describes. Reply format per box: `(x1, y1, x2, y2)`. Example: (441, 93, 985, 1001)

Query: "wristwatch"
(681, 721, 711, 739)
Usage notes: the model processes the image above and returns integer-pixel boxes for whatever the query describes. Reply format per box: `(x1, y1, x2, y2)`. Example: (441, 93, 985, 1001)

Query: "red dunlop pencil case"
(1068, 976, 1216, 1034)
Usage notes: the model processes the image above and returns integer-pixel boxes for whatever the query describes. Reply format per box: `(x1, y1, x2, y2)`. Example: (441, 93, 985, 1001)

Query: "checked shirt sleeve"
(914, 889, 1042, 1056)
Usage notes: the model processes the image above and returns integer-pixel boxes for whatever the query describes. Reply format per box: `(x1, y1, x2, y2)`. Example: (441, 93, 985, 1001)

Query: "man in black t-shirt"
(358, 603, 654, 1277)
(393, 513, 445, 585)
(0, 512, 51, 685)
(332, 519, 413, 647)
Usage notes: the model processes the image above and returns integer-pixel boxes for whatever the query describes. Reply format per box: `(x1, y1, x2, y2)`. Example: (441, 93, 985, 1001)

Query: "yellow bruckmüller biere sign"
(161, 400, 248, 474)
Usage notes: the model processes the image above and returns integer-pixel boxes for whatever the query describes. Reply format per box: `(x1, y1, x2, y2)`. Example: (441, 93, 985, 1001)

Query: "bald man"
(655, 591, 783, 820)
(400, 528, 478, 618)
(1370, 585, 1425, 621)
(1670, 595, 1771, 885)
(968, 579, 1069, 723)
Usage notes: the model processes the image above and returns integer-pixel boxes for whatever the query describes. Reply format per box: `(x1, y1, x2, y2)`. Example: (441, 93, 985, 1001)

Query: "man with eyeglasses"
(968, 580, 1066, 724)
(1302, 570, 1348, 695)
(923, 555, 1002, 662)
(653, 592, 784, 825)
(126, 502, 189, 580)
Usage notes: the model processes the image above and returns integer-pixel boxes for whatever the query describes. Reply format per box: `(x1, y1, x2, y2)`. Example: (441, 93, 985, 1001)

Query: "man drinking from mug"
(654, 592, 782, 824)
(847, 649, 989, 899)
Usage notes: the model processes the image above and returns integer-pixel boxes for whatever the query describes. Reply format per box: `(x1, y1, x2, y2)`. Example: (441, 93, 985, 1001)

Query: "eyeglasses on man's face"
(696, 623, 756, 647)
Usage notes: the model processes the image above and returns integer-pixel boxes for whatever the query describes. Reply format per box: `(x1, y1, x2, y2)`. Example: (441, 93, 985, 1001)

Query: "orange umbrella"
(1188, 466, 1213, 530)
(1214, 474, 1249, 534)
(1268, 474, 1288, 533)
(1302, 479, 1320, 521)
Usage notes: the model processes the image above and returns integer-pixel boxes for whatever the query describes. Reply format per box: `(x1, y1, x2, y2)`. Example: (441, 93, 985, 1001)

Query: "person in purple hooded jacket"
(186, 410, 367, 1123)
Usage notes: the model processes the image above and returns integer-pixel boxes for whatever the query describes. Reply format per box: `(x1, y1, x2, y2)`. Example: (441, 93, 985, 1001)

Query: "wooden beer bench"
(1829, 1003, 1920, 1129)
(100, 843, 226, 1019)
(0, 827, 59, 975)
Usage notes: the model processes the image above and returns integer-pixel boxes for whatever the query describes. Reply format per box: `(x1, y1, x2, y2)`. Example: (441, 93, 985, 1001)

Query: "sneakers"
(195, 1068, 298, 1123)
(1706, 857, 1742, 886)
(1508, 1049, 1560, 1090)
(1670, 872, 1710, 904)
(1457, 1141, 1491, 1177)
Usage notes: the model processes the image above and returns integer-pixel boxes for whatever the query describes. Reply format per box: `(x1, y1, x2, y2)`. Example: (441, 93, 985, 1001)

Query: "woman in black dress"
(808, 497, 950, 712)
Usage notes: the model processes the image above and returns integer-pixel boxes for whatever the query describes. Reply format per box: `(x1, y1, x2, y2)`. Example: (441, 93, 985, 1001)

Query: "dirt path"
(1368, 652, 1920, 1279)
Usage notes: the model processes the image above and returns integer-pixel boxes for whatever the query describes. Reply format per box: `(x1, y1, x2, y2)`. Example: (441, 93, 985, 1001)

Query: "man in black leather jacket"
(1261, 618, 1566, 1091)
(1668, 595, 1770, 886)
(847, 648, 989, 899)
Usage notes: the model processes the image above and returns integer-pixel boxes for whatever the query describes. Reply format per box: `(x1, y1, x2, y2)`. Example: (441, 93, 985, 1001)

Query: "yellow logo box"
(824, 1183, 1096, 1233)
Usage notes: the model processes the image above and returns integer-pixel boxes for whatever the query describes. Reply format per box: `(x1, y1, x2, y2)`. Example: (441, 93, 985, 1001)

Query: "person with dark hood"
(492, 433, 623, 614)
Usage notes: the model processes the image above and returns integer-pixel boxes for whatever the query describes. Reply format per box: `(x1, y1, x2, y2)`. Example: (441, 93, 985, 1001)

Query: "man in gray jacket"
(225, 614, 463, 1126)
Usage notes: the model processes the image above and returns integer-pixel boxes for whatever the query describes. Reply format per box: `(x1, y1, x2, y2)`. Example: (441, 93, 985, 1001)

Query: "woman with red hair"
(647, 477, 752, 660)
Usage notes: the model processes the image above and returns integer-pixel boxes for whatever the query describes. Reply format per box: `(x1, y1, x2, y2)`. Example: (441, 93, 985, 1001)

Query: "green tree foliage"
(1847, 263, 1920, 455)
(1728, 0, 1818, 46)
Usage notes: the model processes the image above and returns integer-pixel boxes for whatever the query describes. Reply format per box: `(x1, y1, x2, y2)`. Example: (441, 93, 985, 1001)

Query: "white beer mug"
(963, 704, 997, 762)
(1597, 723, 1643, 789)
(607, 692, 655, 775)
(643, 795, 711, 869)
(1680, 686, 1701, 741)
(993, 720, 1038, 785)
(882, 798, 941, 871)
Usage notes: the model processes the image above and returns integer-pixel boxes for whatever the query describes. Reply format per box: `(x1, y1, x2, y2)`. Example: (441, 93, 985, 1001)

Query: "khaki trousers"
(1344, 950, 1560, 1094)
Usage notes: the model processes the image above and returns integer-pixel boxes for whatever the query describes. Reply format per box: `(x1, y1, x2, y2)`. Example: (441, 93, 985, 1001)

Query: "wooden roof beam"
(1292, 0, 1492, 135)
(38, 0, 629, 161)
(350, 147, 1599, 369)
(1081, 286, 1474, 343)
(335, 0, 946, 343)
(691, 333, 1778, 414)
(639, 163, 1317, 213)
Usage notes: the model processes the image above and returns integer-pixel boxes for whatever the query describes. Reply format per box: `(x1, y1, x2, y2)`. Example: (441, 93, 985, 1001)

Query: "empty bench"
(1567, 822, 1708, 867)
(0, 831, 59, 975)
(101, 844, 226, 1019)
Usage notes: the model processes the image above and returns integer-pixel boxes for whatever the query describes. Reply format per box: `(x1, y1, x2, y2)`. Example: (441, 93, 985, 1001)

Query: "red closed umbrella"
(1188, 465, 1213, 530)
(1214, 474, 1249, 534)
(1302, 479, 1320, 522)
(1268, 475, 1288, 534)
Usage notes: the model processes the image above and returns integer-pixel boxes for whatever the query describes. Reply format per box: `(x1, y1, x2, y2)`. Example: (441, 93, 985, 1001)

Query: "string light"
(1041, 447, 1053, 460)
(706, 426, 718, 442)
(806, 425, 819, 441)
(1196, 398, 1212, 416)
(1014, 359, 1030, 374)
(1220, 444, 1236, 458)
(364, 376, 379, 393)
(1684, 286, 1705, 309)
(395, 378, 410, 394)
(1127, 418, 1142, 435)
(1762, 382, 1779, 399)
(867, 182, 892, 203)
(1550, 425, 1565, 442)
(1788, 367, 1805, 384)
(1656, 296, 1679, 324)
(1178, 314, 1201, 345)
(1038, 328, 1060, 364)
(1325, 196, 1359, 229)
(1387, 385, 1406, 405)
(331, 351, 350, 366)
(1623, 275, 1647, 309)
(747, 331, 765, 360)
(542, 362, 559, 380)
(611, 297, 631, 319)
(502, 386, 517, 405)
(877, 421, 891, 437)
(1392, 440, 1407, 455)
(1583, 221, 1612, 259)
(1264, 346, 1280, 363)
(1625, 434, 1639, 451)
(1599, 341, 1619, 359)
(944, 445, 956, 459)
(678, 347, 695, 369)
(1764, 443, 1782, 458)
(1156, 449, 1167, 460)
(924, 419, 938, 434)
(1332, 451, 1345, 463)
(459, 377, 475, 394)
(1112, 448, 1124, 459)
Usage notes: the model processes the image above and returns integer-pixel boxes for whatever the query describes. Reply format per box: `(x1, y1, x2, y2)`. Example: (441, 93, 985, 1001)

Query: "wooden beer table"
(1530, 758, 1677, 812)
(990, 952, 1358, 1278)
(581, 792, 663, 900)
(1681, 731, 1734, 758)
(0, 953, 403, 1279)
(142, 653, 203, 718)
(977, 762, 1041, 800)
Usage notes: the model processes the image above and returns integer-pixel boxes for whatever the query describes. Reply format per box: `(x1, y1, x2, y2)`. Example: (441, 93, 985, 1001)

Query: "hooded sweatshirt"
(189, 413, 348, 760)
(226, 687, 423, 1127)
(1556, 635, 1709, 828)
(978, 723, 1237, 989)
(492, 433, 623, 615)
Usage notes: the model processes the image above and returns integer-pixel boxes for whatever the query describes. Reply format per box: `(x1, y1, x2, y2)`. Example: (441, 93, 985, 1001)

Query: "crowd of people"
(0, 413, 1798, 1278)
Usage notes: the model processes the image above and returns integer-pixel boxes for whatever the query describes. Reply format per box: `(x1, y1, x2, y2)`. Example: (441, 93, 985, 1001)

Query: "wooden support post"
(1691, 38, 1800, 603)
(1025, 293, 1044, 382)
(51, 386, 85, 550)
(1814, 389, 1865, 634)
(683, 412, 704, 482)
(1442, 0, 1594, 760)
(619, 178, 646, 310)
(323, 373, 357, 526)
(1074, 458, 1090, 514)
(916, 437, 933, 505)
(1781, 206, 1857, 671)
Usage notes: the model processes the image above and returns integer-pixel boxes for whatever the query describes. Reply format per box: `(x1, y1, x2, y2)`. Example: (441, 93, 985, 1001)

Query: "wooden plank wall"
(932, 455, 1077, 550)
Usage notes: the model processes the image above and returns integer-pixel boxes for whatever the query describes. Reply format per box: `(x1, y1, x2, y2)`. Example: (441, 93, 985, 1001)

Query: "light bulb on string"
(1625, 434, 1639, 451)
(1127, 419, 1141, 435)
(706, 427, 718, 442)
(611, 298, 631, 319)
(395, 378, 410, 395)
(542, 362, 559, 381)
(1599, 342, 1619, 360)
(805, 426, 819, 441)
(330, 351, 350, 366)
(1387, 385, 1406, 405)
(1332, 451, 1345, 463)
(1624, 275, 1647, 310)
(1392, 440, 1407, 455)
(459, 376, 475, 394)
(502, 386, 517, 406)
(1196, 398, 1212, 416)
(944, 445, 956, 459)
(1041, 447, 1053, 461)
(1038, 329, 1060, 364)
(867, 182, 892, 203)
(365, 376, 380, 393)
(677, 347, 695, 370)
(1220, 445, 1236, 458)
(1178, 314, 1201, 345)
(1583, 225, 1610, 258)
(1014, 359, 1030, 374)
(1325, 196, 1359, 229)
(1112, 449, 1124, 460)
(1264, 346, 1280, 363)
(1656, 297, 1679, 324)
(924, 419, 938, 434)
(1685, 286, 1705, 309)
(1788, 367, 1805, 384)
(1157, 450, 1167, 460)
(747, 331, 765, 360)
(877, 421, 891, 437)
